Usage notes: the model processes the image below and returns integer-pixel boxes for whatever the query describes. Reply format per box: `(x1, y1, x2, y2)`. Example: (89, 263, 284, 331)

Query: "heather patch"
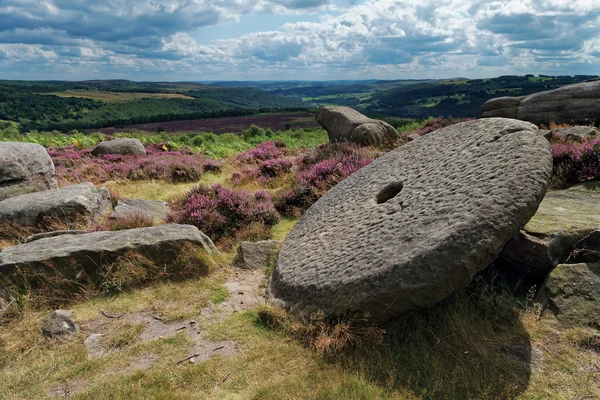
(236, 140, 288, 163)
(276, 143, 377, 216)
(167, 184, 279, 242)
(551, 138, 600, 187)
(48, 143, 218, 185)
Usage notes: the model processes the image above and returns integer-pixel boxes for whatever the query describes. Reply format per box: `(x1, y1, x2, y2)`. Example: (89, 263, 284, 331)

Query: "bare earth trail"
(47, 267, 267, 398)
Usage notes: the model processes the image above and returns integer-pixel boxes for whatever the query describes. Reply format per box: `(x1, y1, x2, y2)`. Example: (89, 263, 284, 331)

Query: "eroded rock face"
(0, 142, 58, 200)
(315, 106, 400, 147)
(109, 199, 169, 224)
(0, 182, 112, 227)
(0, 224, 217, 288)
(481, 80, 600, 126)
(500, 182, 600, 277)
(91, 138, 146, 156)
(269, 118, 552, 322)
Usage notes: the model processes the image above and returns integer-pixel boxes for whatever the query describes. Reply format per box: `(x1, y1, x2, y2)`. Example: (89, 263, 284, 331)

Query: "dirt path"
(50, 267, 267, 398)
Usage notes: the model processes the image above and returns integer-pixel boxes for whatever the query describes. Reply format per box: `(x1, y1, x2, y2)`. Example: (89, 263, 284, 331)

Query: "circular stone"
(268, 118, 552, 322)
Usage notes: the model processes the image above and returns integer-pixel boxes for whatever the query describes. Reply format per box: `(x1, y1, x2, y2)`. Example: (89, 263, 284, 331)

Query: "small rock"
(91, 138, 146, 156)
(41, 310, 78, 338)
(109, 198, 169, 224)
(84, 334, 104, 357)
(551, 126, 600, 142)
(234, 240, 281, 269)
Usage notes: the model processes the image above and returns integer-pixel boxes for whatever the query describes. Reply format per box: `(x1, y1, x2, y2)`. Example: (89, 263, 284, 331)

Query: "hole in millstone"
(376, 181, 404, 204)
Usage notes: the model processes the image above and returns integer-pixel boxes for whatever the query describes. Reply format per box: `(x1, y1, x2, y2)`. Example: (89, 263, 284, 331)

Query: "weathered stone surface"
(537, 262, 600, 328)
(481, 96, 524, 119)
(26, 230, 88, 243)
(234, 240, 281, 269)
(315, 106, 400, 146)
(406, 133, 420, 142)
(0, 182, 112, 227)
(0, 224, 217, 285)
(109, 198, 169, 223)
(500, 182, 600, 276)
(91, 138, 146, 156)
(84, 334, 104, 358)
(0, 142, 58, 200)
(41, 310, 78, 337)
(551, 126, 600, 142)
(269, 118, 552, 322)
(481, 80, 600, 126)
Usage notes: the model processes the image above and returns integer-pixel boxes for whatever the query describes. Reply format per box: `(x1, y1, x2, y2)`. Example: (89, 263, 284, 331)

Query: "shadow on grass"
(335, 277, 534, 399)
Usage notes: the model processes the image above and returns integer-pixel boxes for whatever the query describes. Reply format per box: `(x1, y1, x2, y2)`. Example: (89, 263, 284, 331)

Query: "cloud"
(0, 0, 599, 80)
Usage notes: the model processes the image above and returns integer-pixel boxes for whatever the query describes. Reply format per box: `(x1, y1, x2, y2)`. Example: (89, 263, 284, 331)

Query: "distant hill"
(0, 80, 308, 132)
(214, 75, 599, 119)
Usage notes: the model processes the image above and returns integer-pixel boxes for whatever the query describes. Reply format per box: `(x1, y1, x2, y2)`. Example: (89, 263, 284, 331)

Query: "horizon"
(1, 0, 599, 81)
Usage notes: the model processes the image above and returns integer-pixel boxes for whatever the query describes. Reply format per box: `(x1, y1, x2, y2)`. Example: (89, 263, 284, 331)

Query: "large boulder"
(268, 118, 552, 322)
(91, 138, 146, 156)
(0, 182, 112, 227)
(0, 142, 58, 200)
(499, 182, 600, 277)
(537, 262, 600, 328)
(480, 96, 524, 119)
(481, 80, 600, 126)
(109, 198, 169, 224)
(315, 106, 400, 147)
(0, 224, 217, 288)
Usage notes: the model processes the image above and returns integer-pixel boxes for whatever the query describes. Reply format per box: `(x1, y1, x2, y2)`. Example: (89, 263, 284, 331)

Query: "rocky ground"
(1, 106, 600, 399)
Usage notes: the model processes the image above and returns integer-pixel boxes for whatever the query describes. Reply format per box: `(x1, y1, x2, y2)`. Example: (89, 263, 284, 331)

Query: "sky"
(0, 0, 599, 81)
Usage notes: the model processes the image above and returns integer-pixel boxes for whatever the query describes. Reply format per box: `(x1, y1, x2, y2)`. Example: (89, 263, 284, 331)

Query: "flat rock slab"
(500, 182, 600, 276)
(315, 106, 399, 147)
(552, 126, 599, 142)
(91, 138, 146, 156)
(0, 142, 58, 201)
(0, 182, 112, 227)
(109, 198, 169, 223)
(0, 224, 216, 284)
(269, 118, 552, 322)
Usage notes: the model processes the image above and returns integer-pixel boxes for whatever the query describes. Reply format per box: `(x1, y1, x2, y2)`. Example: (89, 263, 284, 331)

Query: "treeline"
(0, 82, 309, 131)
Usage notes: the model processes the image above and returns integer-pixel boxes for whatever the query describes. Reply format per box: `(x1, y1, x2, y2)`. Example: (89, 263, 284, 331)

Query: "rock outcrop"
(0, 182, 112, 227)
(268, 118, 552, 322)
(109, 198, 169, 224)
(234, 240, 280, 269)
(315, 106, 400, 147)
(0, 225, 217, 288)
(0, 142, 58, 201)
(481, 80, 600, 126)
(499, 182, 600, 277)
(91, 138, 146, 156)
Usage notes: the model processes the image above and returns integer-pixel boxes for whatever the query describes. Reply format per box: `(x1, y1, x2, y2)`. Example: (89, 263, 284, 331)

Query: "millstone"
(268, 118, 552, 322)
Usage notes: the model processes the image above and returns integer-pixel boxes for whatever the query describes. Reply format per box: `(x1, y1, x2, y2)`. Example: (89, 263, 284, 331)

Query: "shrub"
(258, 158, 294, 178)
(167, 184, 279, 241)
(242, 124, 266, 141)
